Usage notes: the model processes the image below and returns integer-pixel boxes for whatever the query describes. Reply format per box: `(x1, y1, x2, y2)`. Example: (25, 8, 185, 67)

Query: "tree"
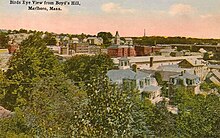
(63, 54, 114, 83)
(97, 32, 113, 46)
(19, 29, 28, 34)
(176, 94, 220, 137)
(2, 34, 62, 110)
(148, 101, 177, 137)
(0, 71, 8, 101)
(0, 75, 86, 137)
(0, 32, 9, 48)
(64, 54, 151, 137)
(23, 77, 84, 137)
(71, 73, 147, 137)
(42, 32, 57, 45)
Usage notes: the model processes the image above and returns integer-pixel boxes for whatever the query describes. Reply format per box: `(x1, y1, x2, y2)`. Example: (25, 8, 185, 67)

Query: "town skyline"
(1, 0, 220, 38)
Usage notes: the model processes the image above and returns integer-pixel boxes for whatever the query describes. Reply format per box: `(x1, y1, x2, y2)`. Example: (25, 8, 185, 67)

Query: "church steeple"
(114, 31, 121, 45)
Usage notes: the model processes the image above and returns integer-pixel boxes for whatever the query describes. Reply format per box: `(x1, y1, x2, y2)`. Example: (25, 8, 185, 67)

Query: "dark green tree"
(2, 34, 62, 110)
(97, 32, 113, 46)
(19, 29, 28, 34)
(176, 94, 220, 137)
(63, 54, 114, 83)
(0, 32, 9, 48)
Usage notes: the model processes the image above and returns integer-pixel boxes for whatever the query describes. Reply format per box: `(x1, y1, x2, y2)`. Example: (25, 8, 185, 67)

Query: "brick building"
(107, 31, 136, 57)
(135, 46, 161, 56)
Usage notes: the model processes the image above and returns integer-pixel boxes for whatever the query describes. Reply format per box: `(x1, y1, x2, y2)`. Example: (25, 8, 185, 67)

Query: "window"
(124, 61, 127, 66)
(145, 78, 150, 85)
(120, 61, 123, 66)
(186, 79, 192, 85)
(170, 78, 175, 84)
(139, 81, 144, 88)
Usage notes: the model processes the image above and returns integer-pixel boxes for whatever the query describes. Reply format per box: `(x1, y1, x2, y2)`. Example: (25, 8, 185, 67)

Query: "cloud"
(169, 3, 196, 16)
(101, 2, 135, 14)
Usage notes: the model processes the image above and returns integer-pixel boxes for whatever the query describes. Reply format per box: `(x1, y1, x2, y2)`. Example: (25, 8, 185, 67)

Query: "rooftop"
(112, 55, 203, 64)
(107, 69, 151, 82)
(182, 59, 206, 67)
(170, 72, 199, 80)
(143, 85, 161, 92)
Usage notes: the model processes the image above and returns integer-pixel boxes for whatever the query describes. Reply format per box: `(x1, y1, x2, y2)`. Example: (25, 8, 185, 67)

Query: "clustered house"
(178, 59, 209, 81)
(107, 31, 136, 57)
(169, 70, 201, 94)
(107, 57, 162, 104)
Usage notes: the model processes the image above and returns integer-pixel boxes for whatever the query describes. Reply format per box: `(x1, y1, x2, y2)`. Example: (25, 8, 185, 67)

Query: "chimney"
(132, 64, 137, 72)
(151, 46, 154, 53)
(180, 71, 184, 76)
(150, 57, 153, 68)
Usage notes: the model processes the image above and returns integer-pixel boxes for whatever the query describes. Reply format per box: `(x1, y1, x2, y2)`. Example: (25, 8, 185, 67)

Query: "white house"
(87, 37, 103, 45)
(169, 71, 201, 94)
(107, 57, 162, 103)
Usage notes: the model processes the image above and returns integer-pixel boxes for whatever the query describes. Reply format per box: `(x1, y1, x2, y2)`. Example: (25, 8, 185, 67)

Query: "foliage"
(134, 36, 220, 46)
(19, 29, 28, 34)
(149, 101, 177, 137)
(23, 77, 84, 137)
(63, 54, 114, 83)
(0, 32, 9, 48)
(2, 34, 62, 110)
(42, 32, 57, 45)
(72, 74, 148, 137)
(200, 82, 220, 93)
(0, 71, 8, 101)
(176, 94, 220, 137)
(97, 32, 113, 47)
(154, 71, 163, 85)
(213, 52, 220, 60)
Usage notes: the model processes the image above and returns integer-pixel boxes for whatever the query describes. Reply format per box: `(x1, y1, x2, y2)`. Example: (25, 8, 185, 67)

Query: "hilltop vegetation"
(133, 36, 220, 46)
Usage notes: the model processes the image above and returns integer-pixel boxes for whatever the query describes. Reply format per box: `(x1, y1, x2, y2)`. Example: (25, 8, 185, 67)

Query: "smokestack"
(144, 29, 146, 37)
(150, 57, 153, 67)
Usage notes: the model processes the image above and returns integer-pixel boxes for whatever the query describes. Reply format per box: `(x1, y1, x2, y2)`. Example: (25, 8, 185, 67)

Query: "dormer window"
(170, 78, 175, 84)
(139, 81, 144, 88)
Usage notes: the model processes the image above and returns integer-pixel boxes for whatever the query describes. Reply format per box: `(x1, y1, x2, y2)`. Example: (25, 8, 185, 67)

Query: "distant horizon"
(1, 27, 220, 40)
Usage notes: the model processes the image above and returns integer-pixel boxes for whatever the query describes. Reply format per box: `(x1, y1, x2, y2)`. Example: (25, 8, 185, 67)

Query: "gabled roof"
(170, 72, 199, 80)
(107, 69, 151, 82)
(178, 59, 206, 67)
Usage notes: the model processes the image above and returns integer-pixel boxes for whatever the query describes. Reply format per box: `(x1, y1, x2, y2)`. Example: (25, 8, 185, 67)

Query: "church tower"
(114, 31, 121, 45)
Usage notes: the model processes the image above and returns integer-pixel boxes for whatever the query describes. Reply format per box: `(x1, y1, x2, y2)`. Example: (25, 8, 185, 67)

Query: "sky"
(1, 0, 220, 38)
